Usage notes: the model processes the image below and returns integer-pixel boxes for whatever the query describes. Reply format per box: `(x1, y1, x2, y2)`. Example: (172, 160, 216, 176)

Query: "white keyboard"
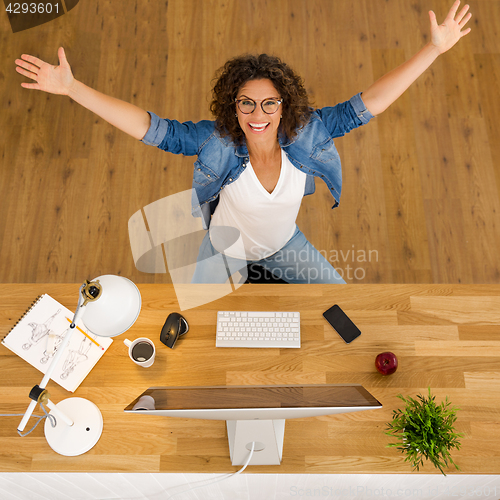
(216, 311, 301, 348)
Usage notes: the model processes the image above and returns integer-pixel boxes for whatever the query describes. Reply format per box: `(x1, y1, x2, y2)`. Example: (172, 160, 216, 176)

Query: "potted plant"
(385, 387, 463, 475)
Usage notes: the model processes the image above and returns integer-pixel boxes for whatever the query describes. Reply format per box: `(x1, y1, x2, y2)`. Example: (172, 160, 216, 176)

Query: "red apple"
(375, 352, 398, 375)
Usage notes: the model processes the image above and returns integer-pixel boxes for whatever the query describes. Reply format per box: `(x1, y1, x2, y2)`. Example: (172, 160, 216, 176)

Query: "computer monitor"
(124, 384, 382, 465)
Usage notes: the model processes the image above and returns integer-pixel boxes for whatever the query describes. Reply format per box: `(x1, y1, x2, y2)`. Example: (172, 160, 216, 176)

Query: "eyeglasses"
(235, 97, 282, 115)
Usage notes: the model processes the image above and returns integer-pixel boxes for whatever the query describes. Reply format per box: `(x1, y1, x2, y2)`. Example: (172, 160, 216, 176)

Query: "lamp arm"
(45, 399, 73, 426)
(17, 400, 38, 433)
(70, 285, 86, 328)
(17, 285, 87, 432)
(17, 325, 78, 432)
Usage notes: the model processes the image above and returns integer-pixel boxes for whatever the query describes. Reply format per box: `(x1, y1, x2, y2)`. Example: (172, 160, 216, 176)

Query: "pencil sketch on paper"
(38, 329, 94, 379)
(60, 337, 92, 380)
(40, 329, 67, 364)
(2, 294, 112, 392)
(22, 308, 61, 350)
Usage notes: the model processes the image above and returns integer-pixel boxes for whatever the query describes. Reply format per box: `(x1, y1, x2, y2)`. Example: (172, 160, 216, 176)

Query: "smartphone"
(323, 304, 361, 344)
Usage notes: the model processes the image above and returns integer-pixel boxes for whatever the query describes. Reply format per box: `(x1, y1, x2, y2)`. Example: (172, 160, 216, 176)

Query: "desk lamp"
(17, 275, 141, 456)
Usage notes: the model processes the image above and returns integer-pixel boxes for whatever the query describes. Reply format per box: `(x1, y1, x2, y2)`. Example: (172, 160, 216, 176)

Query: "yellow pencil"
(65, 317, 104, 350)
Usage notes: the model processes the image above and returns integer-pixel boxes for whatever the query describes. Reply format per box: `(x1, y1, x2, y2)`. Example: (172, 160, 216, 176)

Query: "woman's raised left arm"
(361, 0, 472, 117)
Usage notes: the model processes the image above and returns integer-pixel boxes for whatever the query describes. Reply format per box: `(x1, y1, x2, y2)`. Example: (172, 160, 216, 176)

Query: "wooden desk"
(1, 284, 500, 474)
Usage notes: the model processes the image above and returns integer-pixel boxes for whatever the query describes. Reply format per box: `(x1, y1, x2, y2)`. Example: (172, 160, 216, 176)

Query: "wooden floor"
(1, 0, 500, 284)
(1, 283, 500, 474)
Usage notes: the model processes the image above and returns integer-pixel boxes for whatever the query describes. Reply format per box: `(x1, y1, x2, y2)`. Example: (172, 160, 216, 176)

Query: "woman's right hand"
(15, 47, 74, 96)
(15, 46, 151, 140)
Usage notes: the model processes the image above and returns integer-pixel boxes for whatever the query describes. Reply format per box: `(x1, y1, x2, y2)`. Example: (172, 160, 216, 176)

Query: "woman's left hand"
(430, 0, 472, 54)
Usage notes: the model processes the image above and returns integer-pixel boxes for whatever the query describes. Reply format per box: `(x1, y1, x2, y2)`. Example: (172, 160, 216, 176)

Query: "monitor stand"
(226, 419, 285, 465)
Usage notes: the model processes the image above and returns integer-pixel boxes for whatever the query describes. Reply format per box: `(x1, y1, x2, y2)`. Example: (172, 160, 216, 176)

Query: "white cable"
(1, 403, 56, 437)
(165, 441, 256, 500)
(227, 440, 255, 477)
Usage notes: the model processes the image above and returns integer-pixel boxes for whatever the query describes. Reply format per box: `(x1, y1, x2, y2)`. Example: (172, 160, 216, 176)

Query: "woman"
(15, 1, 471, 284)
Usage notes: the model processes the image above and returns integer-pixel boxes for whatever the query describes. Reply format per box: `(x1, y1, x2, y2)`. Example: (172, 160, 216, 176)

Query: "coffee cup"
(132, 395, 156, 411)
(124, 337, 155, 367)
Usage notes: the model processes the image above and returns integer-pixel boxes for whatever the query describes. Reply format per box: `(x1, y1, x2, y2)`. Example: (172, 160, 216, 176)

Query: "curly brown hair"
(210, 54, 312, 144)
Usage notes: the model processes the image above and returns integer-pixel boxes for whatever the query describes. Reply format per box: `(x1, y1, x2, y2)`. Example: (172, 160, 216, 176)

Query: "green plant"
(385, 387, 463, 475)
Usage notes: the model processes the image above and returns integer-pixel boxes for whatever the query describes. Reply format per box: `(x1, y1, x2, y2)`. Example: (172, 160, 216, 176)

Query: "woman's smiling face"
(235, 78, 282, 145)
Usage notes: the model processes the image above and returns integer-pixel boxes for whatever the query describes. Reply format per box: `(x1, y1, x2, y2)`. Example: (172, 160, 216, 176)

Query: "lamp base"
(44, 397, 103, 456)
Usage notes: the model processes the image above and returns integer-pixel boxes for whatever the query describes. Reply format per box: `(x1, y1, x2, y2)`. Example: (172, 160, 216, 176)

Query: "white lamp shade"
(81, 275, 142, 337)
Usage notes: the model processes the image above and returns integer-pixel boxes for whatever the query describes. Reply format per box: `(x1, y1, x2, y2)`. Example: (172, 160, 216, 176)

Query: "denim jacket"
(141, 92, 373, 227)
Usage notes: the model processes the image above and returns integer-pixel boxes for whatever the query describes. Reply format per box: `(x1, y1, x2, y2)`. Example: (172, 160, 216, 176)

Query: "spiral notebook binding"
(1, 293, 113, 392)
(2, 295, 44, 342)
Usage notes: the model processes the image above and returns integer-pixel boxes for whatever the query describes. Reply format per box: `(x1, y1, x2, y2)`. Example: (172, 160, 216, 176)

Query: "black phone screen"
(322, 305, 361, 344)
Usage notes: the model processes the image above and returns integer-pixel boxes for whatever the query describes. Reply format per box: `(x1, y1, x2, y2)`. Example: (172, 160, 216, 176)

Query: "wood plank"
(449, 117, 500, 283)
(423, 198, 473, 283)
(409, 295, 500, 324)
(371, 48, 431, 282)
(474, 53, 500, 223)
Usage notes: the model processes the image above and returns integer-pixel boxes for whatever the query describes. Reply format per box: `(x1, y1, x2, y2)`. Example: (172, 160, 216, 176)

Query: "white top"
(210, 149, 307, 260)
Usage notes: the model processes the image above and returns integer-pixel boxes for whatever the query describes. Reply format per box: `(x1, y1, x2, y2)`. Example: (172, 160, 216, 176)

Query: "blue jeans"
(191, 226, 346, 284)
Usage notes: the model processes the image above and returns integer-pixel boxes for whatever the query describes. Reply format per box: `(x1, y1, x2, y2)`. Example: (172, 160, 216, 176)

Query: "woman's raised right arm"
(15, 47, 151, 141)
